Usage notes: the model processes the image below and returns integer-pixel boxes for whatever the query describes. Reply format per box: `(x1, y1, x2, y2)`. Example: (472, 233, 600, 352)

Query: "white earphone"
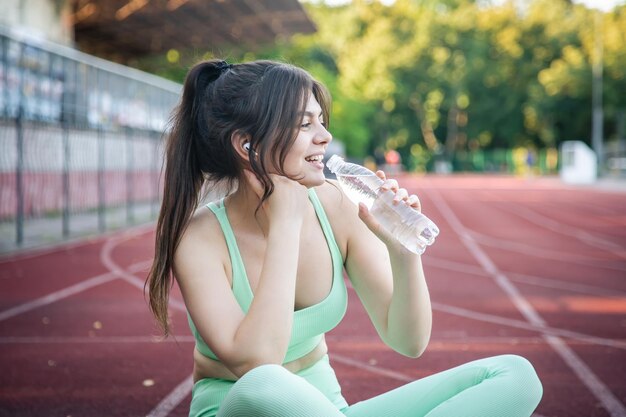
(243, 142, 251, 152)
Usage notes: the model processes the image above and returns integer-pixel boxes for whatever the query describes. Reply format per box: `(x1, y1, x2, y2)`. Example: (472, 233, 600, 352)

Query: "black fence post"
(126, 127, 134, 225)
(61, 59, 70, 238)
(15, 42, 25, 247)
(97, 69, 105, 233)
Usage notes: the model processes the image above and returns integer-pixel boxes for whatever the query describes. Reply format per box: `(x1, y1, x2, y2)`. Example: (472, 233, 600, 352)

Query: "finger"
(357, 202, 381, 234)
(381, 179, 399, 192)
(393, 188, 409, 204)
(376, 170, 386, 181)
(406, 195, 421, 210)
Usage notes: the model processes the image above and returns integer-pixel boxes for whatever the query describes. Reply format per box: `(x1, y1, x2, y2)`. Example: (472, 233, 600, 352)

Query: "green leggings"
(191, 354, 542, 417)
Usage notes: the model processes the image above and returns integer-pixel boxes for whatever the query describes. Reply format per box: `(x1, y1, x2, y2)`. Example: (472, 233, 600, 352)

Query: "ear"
(231, 131, 253, 162)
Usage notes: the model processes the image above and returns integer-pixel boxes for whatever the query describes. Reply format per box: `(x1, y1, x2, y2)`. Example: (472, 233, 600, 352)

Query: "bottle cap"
(325, 154, 344, 173)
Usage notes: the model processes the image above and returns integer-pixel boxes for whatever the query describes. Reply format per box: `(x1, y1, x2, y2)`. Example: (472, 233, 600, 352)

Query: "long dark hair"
(146, 59, 331, 336)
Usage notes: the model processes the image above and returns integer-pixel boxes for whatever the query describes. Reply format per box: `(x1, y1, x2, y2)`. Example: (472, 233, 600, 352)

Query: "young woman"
(146, 59, 543, 417)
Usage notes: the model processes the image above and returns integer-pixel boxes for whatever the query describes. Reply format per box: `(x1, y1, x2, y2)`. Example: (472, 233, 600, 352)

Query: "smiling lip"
(305, 154, 325, 170)
(304, 153, 325, 162)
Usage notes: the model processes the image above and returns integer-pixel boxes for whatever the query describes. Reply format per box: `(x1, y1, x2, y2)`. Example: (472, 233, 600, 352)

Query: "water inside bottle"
(336, 173, 439, 254)
(335, 174, 381, 209)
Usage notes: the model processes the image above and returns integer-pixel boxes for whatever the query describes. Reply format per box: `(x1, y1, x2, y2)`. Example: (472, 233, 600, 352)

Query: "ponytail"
(146, 60, 230, 336)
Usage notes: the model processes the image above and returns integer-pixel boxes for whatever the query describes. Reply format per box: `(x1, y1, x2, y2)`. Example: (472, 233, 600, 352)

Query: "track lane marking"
(331, 353, 413, 382)
(0, 223, 155, 264)
(146, 374, 194, 417)
(100, 237, 187, 312)
(0, 335, 195, 343)
(426, 256, 626, 297)
(495, 200, 625, 256)
(344, 276, 625, 349)
(426, 183, 626, 417)
(0, 270, 118, 322)
(465, 228, 626, 272)
(431, 303, 626, 350)
(0, 259, 152, 322)
(100, 233, 191, 416)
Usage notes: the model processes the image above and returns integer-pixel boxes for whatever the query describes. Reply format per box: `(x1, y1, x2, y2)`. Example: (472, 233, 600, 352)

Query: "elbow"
(389, 334, 430, 358)
(230, 351, 286, 378)
(399, 342, 428, 358)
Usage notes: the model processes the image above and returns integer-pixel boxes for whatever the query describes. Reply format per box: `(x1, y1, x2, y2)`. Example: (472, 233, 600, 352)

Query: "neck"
(225, 181, 270, 235)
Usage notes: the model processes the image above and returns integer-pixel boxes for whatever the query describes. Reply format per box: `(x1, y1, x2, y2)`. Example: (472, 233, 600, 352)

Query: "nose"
(314, 123, 332, 145)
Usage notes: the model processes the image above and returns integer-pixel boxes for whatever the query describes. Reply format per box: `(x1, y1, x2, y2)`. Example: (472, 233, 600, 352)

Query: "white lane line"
(0, 335, 195, 344)
(0, 271, 116, 322)
(466, 228, 626, 273)
(426, 256, 626, 297)
(1, 259, 153, 324)
(100, 231, 191, 417)
(346, 272, 625, 350)
(0, 259, 152, 323)
(506, 271, 626, 298)
(146, 374, 194, 417)
(427, 185, 626, 417)
(432, 303, 626, 350)
(328, 335, 548, 345)
(100, 237, 187, 312)
(330, 353, 413, 382)
(502, 203, 625, 255)
(0, 222, 155, 264)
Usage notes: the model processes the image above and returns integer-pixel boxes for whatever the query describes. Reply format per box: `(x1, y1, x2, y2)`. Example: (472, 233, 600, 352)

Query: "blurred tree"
(135, 0, 626, 171)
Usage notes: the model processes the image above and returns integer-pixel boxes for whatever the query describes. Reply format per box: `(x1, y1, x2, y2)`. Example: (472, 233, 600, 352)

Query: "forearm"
(384, 251, 432, 357)
(231, 222, 301, 373)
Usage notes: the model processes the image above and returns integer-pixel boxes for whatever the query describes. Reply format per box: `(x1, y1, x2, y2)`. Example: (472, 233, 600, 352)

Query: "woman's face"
(283, 93, 332, 188)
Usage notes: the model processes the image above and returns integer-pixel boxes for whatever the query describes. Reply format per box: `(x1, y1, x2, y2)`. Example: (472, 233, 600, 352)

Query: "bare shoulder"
(313, 180, 355, 217)
(312, 181, 359, 258)
(173, 203, 229, 284)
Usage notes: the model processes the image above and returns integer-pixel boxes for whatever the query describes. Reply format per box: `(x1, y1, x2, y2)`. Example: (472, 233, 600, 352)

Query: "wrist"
(387, 242, 422, 264)
(269, 219, 303, 238)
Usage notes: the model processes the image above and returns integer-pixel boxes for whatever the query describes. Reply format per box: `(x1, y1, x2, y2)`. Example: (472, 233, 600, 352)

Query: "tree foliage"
(140, 0, 626, 171)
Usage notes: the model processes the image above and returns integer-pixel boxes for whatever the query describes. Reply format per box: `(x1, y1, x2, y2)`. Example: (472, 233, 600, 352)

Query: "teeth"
(306, 155, 323, 162)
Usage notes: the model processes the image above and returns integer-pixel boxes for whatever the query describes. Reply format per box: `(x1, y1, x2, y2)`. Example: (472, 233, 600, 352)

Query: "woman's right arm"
(174, 176, 308, 378)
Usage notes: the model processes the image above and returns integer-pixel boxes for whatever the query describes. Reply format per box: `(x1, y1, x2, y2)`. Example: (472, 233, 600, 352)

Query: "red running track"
(1, 174, 625, 417)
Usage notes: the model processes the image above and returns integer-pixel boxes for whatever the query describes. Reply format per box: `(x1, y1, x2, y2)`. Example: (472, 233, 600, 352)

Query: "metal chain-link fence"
(0, 28, 181, 253)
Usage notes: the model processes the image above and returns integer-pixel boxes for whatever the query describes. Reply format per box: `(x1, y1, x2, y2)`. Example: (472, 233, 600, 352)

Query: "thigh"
(189, 378, 234, 417)
(217, 364, 347, 417)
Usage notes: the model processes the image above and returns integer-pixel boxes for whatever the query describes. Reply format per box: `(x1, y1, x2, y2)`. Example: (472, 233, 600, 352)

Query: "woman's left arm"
(324, 175, 432, 358)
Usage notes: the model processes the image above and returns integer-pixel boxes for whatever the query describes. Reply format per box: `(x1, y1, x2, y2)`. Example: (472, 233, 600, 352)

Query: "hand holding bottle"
(326, 155, 439, 255)
(357, 170, 422, 250)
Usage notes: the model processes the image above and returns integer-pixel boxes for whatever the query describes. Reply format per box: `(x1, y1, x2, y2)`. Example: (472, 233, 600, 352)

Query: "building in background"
(1, 0, 74, 46)
(2, 0, 316, 62)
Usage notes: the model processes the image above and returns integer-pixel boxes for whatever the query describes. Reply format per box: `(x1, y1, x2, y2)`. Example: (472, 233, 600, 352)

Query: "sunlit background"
(0, 0, 625, 249)
(1, 4, 626, 417)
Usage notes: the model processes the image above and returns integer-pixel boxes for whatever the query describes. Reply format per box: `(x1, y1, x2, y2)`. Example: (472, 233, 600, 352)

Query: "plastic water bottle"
(326, 155, 439, 255)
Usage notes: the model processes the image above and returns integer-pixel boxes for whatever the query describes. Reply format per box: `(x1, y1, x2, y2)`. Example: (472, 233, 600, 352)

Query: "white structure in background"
(560, 141, 598, 184)
(1, 0, 74, 46)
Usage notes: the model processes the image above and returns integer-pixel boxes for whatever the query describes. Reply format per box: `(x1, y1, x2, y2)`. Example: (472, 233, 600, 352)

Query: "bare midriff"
(192, 337, 328, 383)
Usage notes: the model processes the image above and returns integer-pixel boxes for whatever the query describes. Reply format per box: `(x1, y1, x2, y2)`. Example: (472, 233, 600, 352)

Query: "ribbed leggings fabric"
(192, 354, 542, 417)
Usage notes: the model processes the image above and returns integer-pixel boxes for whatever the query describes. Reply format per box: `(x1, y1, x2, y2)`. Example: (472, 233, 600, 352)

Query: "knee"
(499, 355, 543, 405)
(224, 364, 297, 411)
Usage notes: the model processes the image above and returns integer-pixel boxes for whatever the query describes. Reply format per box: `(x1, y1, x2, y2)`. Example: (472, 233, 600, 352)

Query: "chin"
(298, 174, 326, 189)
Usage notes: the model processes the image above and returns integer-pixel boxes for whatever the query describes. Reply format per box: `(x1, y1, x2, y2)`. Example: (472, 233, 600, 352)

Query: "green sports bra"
(187, 188, 348, 364)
